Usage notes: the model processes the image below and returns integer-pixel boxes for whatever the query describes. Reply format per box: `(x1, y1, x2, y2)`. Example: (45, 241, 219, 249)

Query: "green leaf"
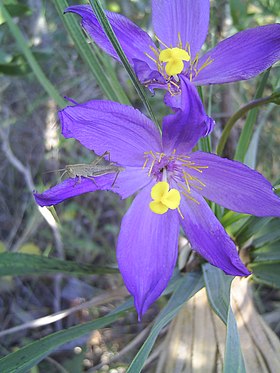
(127, 272, 204, 373)
(225, 307, 246, 373)
(253, 219, 280, 248)
(203, 264, 246, 373)
(250, 262, 280, 288)
(53, 0, 130, 105)
(203, 264, 232, 324)
(0, 3, 31, 24)
(0, 51, 54, 76)
(88, 0, 160, 130)
(0, 304, 131, 373)
(0, 252, 117, 277)
(229, 0, 248, 30)
(234, 216, 272, 247)
(221, 210, 249, 229)
(251, 241, 280, 262)
(0, 3, 65, 107)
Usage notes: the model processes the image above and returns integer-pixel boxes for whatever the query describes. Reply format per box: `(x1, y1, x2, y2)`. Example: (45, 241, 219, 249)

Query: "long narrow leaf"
(0, 252, 117, 276)
(88, 0, 160, 130)
(250, 262, 280, 288)
(53, 0, 130, 104)
(203, 264, 246, 373)
(225, 307, 246, 373)
(127, 272, 204, 373)
(0, 2, 65, 107)
(0, 304, 131, 373)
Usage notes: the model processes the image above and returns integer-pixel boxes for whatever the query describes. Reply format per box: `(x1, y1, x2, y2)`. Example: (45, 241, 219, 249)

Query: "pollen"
(149, 181, 181, 214)
(159, 47, 190, 76)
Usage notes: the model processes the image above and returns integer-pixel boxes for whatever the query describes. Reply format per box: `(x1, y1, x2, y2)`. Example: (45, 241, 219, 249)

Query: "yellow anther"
(149, 182, 181, 215)
(159, 48, 190, 76)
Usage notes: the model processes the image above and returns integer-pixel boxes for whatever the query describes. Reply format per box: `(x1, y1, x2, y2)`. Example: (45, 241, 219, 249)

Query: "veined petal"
(180, 192, 250, 276)
(133, 59, 167, 89)
(59, 100, 162, 167)
(117, 185, 180, 319)
(194, 24, 280, 85)
(34, 167, 149, 207)
(152, 0, 210, 57)
(189, 152, 280, 216)
(65, 5, 157, 70)
(34, 174, 117, 207)
(162, 76, 214, 154)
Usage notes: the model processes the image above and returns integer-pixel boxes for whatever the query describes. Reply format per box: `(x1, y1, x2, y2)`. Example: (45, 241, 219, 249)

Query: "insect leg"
(73, 175, 84, 187)
(111, 170, 120, 187)
(91, 151, 111, 166)
(86, 176, 98, 186)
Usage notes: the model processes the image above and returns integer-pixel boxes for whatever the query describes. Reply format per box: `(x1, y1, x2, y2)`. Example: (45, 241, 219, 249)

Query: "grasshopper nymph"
(62, 151, 125, 187)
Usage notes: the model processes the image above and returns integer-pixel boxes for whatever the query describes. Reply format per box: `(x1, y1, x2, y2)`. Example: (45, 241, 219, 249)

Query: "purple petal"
(117, 185, 180, 319)
(133, 59, 167, 91)
(152, 0, 210, 57)
(189, 151, 280, 216)
(194, 24, 280, 85)
(162, 76, 215, 154)
(180, 192, 250, 276)
(34, 167, 149, 206)
(65, 5, 157, 70)
(34, 174, 116, 207)
(59, 100, 162, 167)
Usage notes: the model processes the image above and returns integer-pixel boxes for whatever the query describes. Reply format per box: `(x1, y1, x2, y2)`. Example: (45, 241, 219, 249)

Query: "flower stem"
(216, 85, 279, 157)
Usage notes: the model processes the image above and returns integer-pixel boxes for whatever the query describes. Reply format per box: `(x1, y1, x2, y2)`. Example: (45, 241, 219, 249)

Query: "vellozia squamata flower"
(34, 77, 280, 319)
(65, 0, 280, 97)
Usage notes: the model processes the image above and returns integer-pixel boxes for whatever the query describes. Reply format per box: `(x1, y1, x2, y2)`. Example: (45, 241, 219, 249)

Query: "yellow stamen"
(150, 182, 181, 214)
(182, 192, 200, 205)
(154, 34, 170, 49)
(159, 47, 190, 76)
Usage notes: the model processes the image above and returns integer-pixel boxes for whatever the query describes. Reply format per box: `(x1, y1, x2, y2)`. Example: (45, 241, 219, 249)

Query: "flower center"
(143, 33, 214, 96)
(149, 181, 181, 214)
(159, 47, 190, 76)
(143, 150, 208, 214)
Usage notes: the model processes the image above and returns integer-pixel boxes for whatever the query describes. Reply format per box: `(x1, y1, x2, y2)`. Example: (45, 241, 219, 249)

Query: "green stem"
(89, 0, 160, 131)
(234, 69, 270, 161)
(216, 93, 276, 156)
(0, 3, 66, 108)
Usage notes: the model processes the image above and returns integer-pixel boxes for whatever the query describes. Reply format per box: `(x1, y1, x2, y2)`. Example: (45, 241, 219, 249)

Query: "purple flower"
(65, 0, 280, 95)
(34, 77, 280, 319)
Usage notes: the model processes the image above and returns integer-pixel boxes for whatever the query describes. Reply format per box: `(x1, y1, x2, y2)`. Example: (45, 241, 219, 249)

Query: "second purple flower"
(34, 77, 280, 319)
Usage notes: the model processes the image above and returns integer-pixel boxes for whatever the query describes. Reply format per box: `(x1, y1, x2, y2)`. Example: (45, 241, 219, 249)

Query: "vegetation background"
(0, 0, 279, 372)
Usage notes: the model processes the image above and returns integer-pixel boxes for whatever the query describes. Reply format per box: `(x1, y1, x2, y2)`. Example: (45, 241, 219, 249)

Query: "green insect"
(61, 151, 125, 187)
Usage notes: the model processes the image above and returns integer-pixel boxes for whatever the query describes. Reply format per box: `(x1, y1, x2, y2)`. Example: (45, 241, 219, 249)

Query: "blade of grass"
(88, 0, 160, 130)
(53, 0, 130, 105)
(0, 2, 66, 107)
(0, 252, 118, 276)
